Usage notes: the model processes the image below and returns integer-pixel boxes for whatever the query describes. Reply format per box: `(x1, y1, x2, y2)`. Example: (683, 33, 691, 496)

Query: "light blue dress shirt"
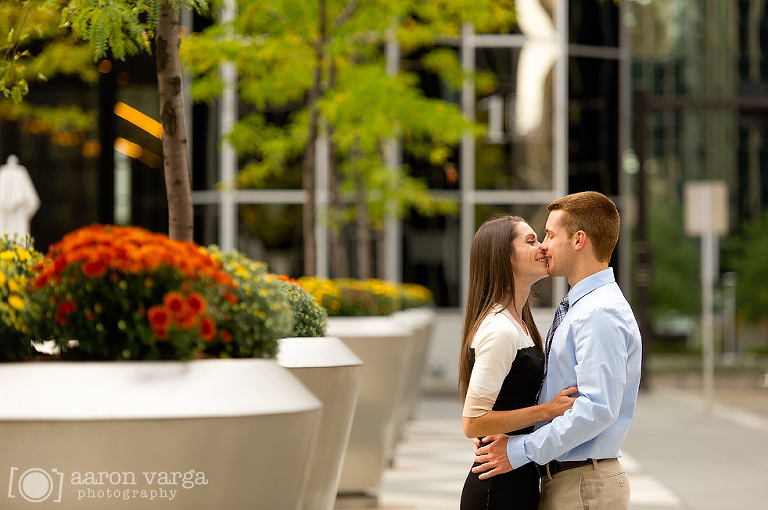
(506, 268, 642, 468)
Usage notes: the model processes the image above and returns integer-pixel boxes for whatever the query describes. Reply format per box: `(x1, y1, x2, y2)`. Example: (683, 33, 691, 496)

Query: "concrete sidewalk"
(371, 383, 768, 510)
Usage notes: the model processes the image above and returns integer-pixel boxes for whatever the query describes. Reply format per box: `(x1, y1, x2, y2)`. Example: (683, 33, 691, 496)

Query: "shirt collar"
(567, 267, 615, 306)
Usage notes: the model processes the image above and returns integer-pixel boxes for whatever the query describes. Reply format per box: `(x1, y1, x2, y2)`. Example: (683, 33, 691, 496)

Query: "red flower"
(199, 316, 217, 342)
(220, 330, 233, 343)
(57, 301, 77, 316)
(83, 259, 107, 278)
(53, 256, 67, 273)
(55, 300, 77, 326)
(147, 306, 170, 330)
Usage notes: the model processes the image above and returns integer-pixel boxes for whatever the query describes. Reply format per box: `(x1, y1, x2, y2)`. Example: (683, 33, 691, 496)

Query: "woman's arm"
(462, 386, 578, 438)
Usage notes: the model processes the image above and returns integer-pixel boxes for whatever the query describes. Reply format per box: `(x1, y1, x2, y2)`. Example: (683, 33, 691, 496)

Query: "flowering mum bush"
(298, 277, 399, 316)
(298, 277, 434, 317)
(397, 283, 434, 309)
(0, 236, 42, 361)
(274, 275, 327, 337)
(205, 246, 292, 357)
(30, 225, 240, 360)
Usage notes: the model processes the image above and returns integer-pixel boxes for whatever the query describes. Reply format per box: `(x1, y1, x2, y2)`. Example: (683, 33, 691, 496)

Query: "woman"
(459, 215, 577, 510)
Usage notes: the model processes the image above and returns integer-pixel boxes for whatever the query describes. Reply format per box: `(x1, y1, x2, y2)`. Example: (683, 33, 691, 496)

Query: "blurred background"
(1, 0, 767, 395)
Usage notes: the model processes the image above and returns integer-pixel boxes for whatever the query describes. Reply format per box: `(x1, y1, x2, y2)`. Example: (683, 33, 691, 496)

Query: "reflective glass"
(475, 47, 555, 191)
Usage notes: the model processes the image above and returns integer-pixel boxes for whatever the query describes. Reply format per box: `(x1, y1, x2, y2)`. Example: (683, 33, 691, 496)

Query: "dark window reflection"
(568, 57, 619, 195)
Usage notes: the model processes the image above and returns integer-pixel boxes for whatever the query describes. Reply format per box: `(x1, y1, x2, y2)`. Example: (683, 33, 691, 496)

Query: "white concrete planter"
(277, 336, 363, 510)
(326, 317, 416, 499)
(0, 359, 321, 509)
(391, 308, 435, 434)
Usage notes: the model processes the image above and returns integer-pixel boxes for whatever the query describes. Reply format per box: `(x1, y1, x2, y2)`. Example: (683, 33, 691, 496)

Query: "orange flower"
(220, 329, 233, 343)
(186, 292, 206, 315)
(163, 292, 186, 317)
(176, 312, 198, 331)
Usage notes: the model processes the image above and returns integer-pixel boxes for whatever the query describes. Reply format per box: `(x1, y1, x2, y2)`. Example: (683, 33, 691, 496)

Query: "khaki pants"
(538, 459, 629, 510)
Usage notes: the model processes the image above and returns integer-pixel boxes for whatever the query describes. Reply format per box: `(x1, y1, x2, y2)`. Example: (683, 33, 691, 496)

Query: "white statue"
(0, 155, 40, 237)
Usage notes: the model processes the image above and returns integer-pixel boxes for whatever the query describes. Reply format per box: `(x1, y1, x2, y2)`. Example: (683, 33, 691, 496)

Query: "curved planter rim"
(0, 358, 320, 421)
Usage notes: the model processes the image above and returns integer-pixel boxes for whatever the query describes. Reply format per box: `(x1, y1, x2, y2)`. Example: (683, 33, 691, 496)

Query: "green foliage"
(648, 203, 700, 324)
(60, 0, 209, 61)
(728, 211, 768, 322)
(204, 246, 293, 358)
(274, 277, 328, 337)
(1, 0, 97, 102)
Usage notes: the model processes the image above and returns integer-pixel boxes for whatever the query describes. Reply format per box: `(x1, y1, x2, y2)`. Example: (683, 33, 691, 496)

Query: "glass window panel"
(402, 211, 461, 307)
(568, 57, 620, 196)
(475, 47, 555, 191)
(569, 0, 619, 47)
(193, 204, 219, 246)
(238, 203, 304, 276)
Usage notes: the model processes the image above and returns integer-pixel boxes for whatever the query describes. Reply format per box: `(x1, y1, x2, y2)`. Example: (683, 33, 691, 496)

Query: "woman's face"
(512, 222, 549, 285)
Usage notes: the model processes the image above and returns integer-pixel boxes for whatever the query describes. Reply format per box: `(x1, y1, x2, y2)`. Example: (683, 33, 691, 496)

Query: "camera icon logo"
(7, 467, 64, 503)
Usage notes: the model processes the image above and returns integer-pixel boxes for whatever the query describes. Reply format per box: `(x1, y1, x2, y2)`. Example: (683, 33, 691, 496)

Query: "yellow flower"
(7, 294, 24, 310)
(0, 269, 6, 286)
(0, 250, 14, 260)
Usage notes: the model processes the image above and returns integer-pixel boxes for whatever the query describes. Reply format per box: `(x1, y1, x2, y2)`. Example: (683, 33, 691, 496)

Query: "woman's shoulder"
(473, 308, 525, 348)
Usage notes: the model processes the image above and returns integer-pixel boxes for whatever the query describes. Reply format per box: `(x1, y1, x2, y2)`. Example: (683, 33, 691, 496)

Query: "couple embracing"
(459, 191, 642, 510)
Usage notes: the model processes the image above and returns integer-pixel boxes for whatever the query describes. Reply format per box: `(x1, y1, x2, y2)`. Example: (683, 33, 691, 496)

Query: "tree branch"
(334, 0, 359, 28)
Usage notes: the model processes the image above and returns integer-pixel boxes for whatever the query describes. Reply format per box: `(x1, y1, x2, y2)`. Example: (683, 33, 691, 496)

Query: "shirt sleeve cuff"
(506, 434, 530, 469)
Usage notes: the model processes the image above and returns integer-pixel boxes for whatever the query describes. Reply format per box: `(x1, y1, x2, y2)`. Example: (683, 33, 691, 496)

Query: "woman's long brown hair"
(458, 215, 544, 402)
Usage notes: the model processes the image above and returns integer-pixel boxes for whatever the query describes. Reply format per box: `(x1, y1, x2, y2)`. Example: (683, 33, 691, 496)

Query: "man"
(471, 191, 642, 510)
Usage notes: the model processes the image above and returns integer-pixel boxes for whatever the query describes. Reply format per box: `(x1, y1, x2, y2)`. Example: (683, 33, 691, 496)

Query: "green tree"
(648, 203, 700, 324)
(729, 211, 768, 322)
(182, 0, 512, 276)
(1, 1, 97, 136)
(1, 0, 208, 241)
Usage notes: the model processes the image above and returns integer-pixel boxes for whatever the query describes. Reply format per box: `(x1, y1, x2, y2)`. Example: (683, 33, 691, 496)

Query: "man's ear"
(573, 231, 588, 251)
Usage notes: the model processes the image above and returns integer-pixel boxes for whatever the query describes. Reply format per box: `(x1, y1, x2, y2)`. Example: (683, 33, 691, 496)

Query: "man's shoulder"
(574, 284, 638, 326)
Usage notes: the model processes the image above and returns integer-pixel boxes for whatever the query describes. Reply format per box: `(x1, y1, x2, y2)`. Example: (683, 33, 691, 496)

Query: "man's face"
(540, 210, 575, 278)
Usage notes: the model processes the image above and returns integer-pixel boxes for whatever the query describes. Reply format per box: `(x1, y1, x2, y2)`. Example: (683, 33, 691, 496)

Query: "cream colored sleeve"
(461, 316, 517, 418)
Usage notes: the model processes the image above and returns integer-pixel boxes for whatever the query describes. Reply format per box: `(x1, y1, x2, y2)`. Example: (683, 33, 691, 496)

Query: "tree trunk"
(155, 1, 193, 241)
(354, 170, 371, 279)
(302, 107, 318, 276)
(300, 0, 328, 276)
(326, 59, 349, 278)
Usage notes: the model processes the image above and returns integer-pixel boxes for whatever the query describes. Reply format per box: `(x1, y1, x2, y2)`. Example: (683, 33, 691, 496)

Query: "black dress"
(460, 345, 545, 510)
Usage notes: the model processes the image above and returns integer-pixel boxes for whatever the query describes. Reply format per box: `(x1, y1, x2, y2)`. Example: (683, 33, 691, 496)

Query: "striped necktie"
(543, 294, 569, 376)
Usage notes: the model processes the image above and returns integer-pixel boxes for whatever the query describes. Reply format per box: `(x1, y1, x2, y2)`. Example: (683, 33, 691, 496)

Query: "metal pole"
(218, 0, 238, 252)
(722, 271, 737, 363)
(634, 89, 653, 390)
(701, 229, 715, 411)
